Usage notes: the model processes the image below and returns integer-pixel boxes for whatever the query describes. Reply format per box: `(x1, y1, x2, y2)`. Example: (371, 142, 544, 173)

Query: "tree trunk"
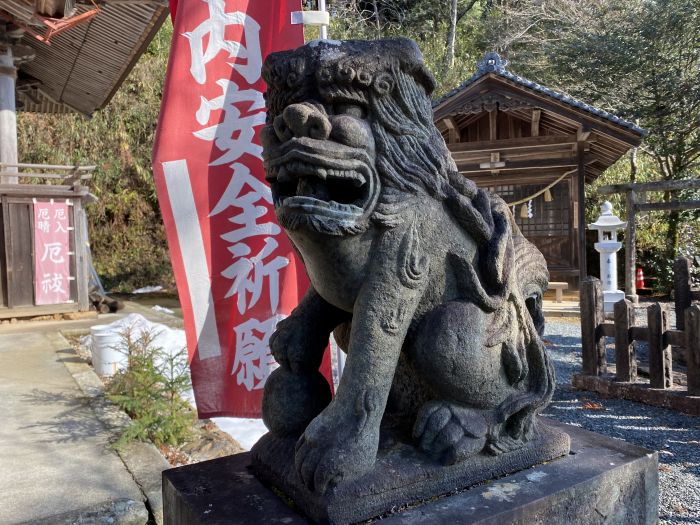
(372, 0, 381, 37)
(444, 0, 458, 73)
(629, 147, 637, 183)
(666, 209, 681, 265)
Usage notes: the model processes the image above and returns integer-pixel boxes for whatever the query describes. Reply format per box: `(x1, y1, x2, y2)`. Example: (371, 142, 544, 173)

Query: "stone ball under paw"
(262, 367, 332, 437)
(410, 301, 513, 409)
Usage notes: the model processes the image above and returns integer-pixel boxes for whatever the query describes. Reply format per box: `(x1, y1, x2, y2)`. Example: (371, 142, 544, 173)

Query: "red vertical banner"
(153, 0, 330, 417)
(34, 201, 72, 305)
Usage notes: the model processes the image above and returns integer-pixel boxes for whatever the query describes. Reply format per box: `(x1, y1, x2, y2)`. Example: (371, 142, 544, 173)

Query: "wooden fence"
(574, 267, 700, 415)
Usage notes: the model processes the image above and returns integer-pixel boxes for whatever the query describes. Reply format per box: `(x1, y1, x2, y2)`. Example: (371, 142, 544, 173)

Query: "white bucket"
(90, 325, 125, 377)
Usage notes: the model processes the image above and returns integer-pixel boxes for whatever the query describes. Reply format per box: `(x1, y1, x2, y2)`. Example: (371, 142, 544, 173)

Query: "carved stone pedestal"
(251, 420, 570, 524)
(162, 420, 658, 525)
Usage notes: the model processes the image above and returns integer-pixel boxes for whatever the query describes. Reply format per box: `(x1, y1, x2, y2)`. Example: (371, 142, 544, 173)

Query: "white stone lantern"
(588, 201, 627, 313)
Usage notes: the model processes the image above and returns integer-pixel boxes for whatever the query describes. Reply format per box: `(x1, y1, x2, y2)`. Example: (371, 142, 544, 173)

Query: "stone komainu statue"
(255, 38, 555, 495)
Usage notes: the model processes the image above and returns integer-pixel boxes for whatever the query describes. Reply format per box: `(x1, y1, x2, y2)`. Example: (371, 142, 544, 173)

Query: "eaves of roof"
(433, 52, 647, 137)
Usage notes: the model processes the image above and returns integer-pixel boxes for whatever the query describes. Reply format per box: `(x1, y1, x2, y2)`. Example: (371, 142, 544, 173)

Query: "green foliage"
(16, 2, 699, 293)
(107, 328, 194, 448)
(329, 0, 485, 95)
(480, 0, 700, 290)
(17, 20, 175, 292)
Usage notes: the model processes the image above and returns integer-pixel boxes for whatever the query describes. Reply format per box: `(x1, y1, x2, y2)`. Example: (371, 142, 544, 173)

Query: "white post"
(0, 46, 17, 184)
(291, 2, 330, 40)
(318, 0, 328, 40)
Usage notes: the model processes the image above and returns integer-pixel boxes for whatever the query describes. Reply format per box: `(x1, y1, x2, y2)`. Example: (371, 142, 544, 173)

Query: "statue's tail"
(486, 204, 556, 453)
(512, 227, 549, 336)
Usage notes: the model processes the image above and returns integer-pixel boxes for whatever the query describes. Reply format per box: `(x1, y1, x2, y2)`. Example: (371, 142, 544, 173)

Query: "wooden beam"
(0, 302, 79, 320)
(599, 178, 700, 194)
(636, 200, 700, 212)
(531, 108, 541, 137)
(0, 184, 89, 198)
(453, 149, 588, 165)
(0, 50, 17, 185)
(577, 139, 587, 281)
(442, 117, 460, 144)
(466, 170, 571, 185)
(457, 157, 577, 175)
(447, 134, 579, 154)
(577, 128, 592, 142)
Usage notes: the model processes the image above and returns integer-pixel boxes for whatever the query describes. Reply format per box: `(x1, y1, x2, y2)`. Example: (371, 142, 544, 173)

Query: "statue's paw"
(294, 412, 376, 494)
(413, 401, 488, 465)
(485, 434, 526, 455)
(269, 316, 327, 373)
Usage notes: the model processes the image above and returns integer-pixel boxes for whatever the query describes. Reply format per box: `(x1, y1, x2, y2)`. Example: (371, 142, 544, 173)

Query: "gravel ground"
(544, 319, 700, 524)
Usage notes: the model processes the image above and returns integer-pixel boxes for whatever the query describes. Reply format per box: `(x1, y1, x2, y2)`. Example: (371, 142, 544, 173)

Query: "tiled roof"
(434, 52, 646, 136)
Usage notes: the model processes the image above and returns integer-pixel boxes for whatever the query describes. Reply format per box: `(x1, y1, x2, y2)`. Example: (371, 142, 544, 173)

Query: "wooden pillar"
(0, 47, 17, 185)
(442, 117, 460, 144)
(686, 305, 700, 396)
(73, 197, 90, 312)
(531, 109, 541, 137)
(614, 299, 637, 382)
(576, 140, 587, 282)
(674, 257, 692, 330)
(648, 303, 672, 389)
(581, 277, 606, 376)
(624, 190, 638, 303)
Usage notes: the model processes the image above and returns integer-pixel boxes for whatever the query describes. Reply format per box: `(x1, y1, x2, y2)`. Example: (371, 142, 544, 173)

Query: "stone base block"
(162, 419, 658, 525)
(250, 420, 570, 524)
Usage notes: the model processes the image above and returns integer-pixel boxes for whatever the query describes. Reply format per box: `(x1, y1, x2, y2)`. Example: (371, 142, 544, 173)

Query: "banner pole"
(291, 1, 329, 39)
(318, 0, 327, 39)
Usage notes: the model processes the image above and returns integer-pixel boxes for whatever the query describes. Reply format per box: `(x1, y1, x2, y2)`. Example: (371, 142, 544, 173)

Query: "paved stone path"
(0, 330, 148, 524)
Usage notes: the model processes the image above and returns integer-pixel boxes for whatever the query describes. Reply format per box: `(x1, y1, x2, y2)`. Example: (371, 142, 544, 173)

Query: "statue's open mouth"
(265, 140, 376, 223)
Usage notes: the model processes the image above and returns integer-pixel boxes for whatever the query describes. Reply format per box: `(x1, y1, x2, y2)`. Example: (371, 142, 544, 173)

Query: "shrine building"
(433, 52, 645, 286)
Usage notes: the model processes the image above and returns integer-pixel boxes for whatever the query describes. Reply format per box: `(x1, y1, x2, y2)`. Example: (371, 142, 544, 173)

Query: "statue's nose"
(275, 103, 332, 141)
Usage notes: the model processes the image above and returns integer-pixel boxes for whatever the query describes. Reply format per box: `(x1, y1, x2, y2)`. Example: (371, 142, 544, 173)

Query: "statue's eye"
(334, 103, 366, 119)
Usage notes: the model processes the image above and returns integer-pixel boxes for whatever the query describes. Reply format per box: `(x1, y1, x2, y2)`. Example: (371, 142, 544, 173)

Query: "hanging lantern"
(520, 203, 529, 219)
(544, 187, 553, 202)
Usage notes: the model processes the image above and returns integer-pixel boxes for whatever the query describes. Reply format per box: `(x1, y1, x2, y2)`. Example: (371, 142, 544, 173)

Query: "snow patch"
(152, 305, 175, 315)
(211, 418, 267, 451)
(132, 285, 164, 294)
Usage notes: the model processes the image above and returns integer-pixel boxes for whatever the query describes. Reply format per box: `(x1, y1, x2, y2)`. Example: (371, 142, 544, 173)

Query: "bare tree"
(444, 0, 458, 72)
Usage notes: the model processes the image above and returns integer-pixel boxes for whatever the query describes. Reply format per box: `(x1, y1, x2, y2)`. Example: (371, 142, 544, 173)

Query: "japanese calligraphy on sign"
(34, 201, 72, 305)
(152, 0, 332, 417)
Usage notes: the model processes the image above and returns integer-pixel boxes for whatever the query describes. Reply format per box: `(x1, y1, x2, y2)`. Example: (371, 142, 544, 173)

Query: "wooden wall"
(0, 185, 90, 319)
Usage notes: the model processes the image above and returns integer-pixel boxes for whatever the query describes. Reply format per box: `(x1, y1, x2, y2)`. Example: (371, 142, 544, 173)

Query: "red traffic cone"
(635, 267, 645, 290)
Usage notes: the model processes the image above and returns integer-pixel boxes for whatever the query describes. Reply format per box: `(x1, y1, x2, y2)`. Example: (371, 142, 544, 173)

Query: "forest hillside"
(18, 0, 699, 292)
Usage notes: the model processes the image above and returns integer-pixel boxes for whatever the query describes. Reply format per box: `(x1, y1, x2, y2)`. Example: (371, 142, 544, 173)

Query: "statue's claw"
(294, 406, 377, 493)
(413, 401, 488, 465)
